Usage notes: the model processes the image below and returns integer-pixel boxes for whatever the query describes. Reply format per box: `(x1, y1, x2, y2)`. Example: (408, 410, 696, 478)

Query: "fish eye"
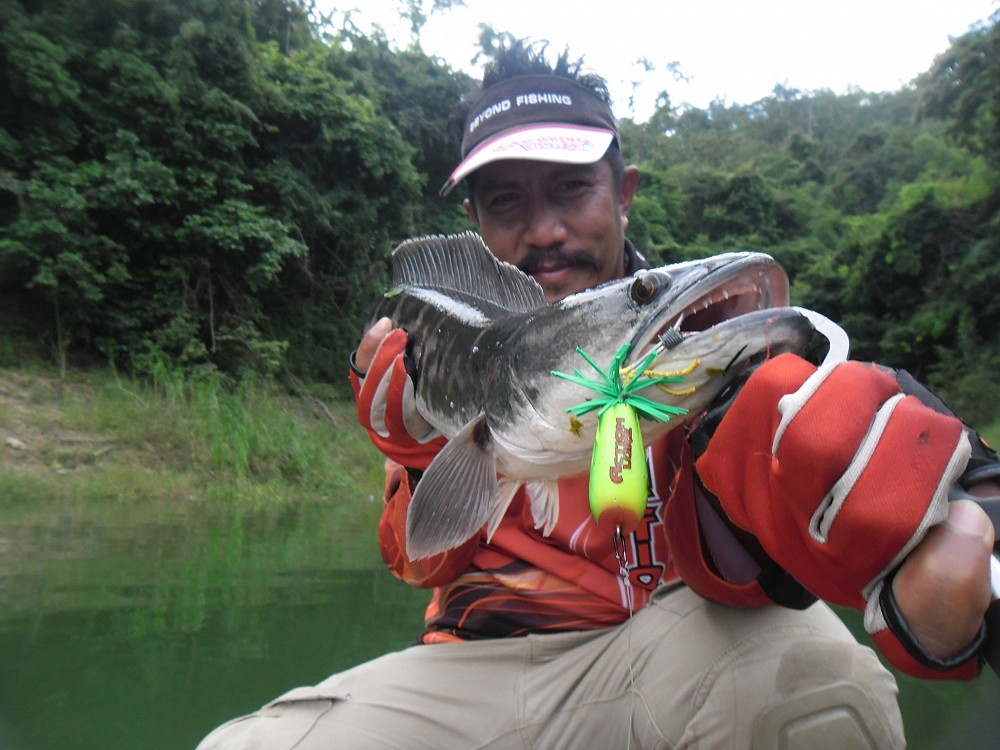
(630, 273, 661, 305)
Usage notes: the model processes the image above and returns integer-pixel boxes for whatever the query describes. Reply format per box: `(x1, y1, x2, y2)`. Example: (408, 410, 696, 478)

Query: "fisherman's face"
(465, 158, 640, 303)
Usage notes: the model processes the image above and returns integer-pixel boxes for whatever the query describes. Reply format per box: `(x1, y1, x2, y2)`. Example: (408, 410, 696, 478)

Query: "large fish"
(368, 231, 826, 559)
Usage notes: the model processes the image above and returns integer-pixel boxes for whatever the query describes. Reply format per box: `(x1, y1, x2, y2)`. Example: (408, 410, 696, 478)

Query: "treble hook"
(614, 525, 631, 582)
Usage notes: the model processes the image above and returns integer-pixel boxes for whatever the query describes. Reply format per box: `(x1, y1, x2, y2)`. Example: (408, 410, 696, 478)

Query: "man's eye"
(487, 192, 517, 208)
(556, 179, 590, 194)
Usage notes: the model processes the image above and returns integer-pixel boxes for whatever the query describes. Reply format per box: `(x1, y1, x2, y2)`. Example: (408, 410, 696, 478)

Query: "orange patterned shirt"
(379, 429, 694, 642)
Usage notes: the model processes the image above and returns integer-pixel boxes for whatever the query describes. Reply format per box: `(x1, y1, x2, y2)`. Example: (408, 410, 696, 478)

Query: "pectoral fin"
(486, 478, 522, 542)
(406, 414, 499, 560)
(526, 480, 560, 536)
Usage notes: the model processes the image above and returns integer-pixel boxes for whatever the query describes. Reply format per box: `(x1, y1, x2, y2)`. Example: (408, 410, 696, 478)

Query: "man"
(198, 40, 999, 749)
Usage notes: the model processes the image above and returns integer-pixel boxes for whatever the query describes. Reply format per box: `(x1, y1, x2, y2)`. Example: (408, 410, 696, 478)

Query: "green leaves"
(0, 0, 446, 381)
(178, 199, 305, 290)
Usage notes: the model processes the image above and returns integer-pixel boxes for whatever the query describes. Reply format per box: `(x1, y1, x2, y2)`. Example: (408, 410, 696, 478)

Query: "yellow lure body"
(589, 402, 648, 534)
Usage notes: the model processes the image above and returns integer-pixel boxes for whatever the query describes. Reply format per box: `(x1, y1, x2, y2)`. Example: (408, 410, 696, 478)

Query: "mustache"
(517, 249, 600, 276)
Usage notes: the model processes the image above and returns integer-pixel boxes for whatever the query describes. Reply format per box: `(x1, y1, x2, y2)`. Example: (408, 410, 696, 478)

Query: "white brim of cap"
(440, 124, 616, 196)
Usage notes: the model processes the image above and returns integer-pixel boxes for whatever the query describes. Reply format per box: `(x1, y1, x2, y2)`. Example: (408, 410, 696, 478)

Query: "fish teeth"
(681, 279, 772, 320)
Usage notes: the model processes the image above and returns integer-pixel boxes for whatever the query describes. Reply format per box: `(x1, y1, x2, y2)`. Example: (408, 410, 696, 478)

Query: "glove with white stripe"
(694, 352, 981, 677)
(350, 318, 445, 470)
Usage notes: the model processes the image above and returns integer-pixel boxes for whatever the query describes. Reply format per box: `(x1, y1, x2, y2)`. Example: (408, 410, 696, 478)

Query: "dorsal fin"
(391, 231, 548, 314)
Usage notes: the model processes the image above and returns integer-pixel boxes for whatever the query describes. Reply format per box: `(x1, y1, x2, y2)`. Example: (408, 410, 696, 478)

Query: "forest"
(1, 0, 998, 426)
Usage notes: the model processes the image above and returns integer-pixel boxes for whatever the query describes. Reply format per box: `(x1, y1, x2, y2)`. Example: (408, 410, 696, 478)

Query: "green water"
(1, 498, 999, 749)
(0, 500, 428, 749)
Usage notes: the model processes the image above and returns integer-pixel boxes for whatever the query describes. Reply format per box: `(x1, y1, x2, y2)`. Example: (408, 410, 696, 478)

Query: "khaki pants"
(196, 584, 904, 749)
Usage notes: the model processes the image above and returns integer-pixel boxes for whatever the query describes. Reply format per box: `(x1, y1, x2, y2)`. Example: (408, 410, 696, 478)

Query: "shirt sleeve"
(378, 460, 479, 588)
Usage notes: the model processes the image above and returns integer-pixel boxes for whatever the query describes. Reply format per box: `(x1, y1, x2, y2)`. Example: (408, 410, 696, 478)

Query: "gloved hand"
(350, 317, 446, 470)
(693, 353, 981, 674)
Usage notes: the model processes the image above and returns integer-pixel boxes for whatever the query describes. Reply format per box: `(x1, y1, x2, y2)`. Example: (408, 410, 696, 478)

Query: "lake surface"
(0, 498, 429, 750)
(1, 498, 999, 749)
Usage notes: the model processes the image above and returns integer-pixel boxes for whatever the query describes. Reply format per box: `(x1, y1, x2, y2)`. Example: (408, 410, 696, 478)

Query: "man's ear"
(620, 166, 641, 217)
(463, 198, 479, 226)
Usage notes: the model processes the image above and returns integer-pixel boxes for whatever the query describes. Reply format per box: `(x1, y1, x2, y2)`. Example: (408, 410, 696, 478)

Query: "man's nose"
(522, 201, 569, 247)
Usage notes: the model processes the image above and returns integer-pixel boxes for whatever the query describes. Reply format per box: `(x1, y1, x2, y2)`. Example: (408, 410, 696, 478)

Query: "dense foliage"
(0, 0, 470, 380)
(1, 1, 997, 422)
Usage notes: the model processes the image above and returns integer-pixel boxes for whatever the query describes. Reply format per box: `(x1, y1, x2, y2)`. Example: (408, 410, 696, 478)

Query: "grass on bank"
(0, 360, 388, 524)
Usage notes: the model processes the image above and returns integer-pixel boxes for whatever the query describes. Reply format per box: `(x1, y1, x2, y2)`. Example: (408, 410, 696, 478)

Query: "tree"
(0, 0, 449, 382)
(918, 13, 1000, 170)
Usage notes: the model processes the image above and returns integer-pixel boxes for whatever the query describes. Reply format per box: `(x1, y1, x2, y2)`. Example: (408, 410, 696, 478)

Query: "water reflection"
(0, 501, 427, 750)
(0, 501, 998, 749)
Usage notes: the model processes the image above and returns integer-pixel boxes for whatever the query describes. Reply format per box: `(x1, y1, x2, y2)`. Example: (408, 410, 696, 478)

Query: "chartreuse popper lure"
(552, 344, 689, 535)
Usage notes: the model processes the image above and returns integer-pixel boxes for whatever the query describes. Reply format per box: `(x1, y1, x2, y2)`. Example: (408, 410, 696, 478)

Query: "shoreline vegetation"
(0, 361, 386, 533)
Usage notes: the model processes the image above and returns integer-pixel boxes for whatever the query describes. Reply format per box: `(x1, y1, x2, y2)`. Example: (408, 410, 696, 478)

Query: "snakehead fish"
(368, 231, 822, 559)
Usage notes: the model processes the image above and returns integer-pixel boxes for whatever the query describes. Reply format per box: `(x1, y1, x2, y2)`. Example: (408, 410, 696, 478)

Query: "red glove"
(694, 353, 977, 676)
(350, 325, 446, 470)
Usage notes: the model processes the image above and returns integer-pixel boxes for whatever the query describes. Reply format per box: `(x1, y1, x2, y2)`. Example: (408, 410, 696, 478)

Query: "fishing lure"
(552, 344, 689, 534)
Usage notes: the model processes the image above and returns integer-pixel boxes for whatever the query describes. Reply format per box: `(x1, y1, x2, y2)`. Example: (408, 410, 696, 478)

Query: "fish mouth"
(676, 273, 781, 331)
(631, 253, 792, 365)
